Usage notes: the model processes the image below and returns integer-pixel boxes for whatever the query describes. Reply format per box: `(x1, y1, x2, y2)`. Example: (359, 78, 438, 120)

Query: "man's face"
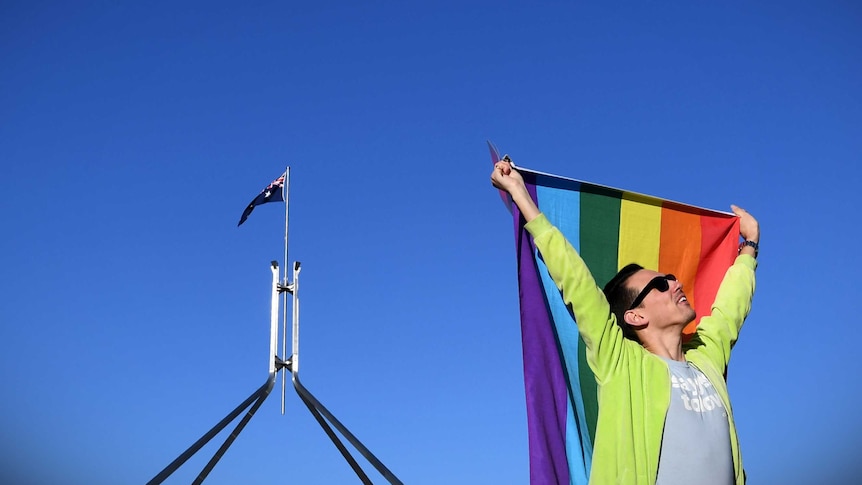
(626, 269, 696, 329)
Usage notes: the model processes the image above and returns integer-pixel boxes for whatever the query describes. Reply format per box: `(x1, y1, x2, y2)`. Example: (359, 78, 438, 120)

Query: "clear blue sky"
(2, 1, 860, 484)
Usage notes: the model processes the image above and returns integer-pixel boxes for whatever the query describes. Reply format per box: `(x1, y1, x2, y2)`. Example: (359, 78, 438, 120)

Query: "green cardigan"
(525, 214, 756, 485)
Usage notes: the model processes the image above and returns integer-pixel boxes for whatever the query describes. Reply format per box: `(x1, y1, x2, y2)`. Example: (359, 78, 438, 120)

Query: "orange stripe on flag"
(659, 204, 703, 338)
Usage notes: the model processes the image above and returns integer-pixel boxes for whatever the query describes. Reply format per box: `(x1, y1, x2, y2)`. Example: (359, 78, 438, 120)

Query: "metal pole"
(282, 167, 290, 414)
(283, 167, 290, 290)
(146, 378, 275, 485)
(287, 262, 402, 484)
(191, 375, 276, 485)
(293, 375, 404, 485)
(269, 262, 279, 375)
(291, 261, 301, 376)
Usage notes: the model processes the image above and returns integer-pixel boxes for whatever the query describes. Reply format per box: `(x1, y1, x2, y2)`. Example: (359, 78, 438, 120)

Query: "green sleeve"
(687, 254, 757, 370)
(525, 214, 628, 382)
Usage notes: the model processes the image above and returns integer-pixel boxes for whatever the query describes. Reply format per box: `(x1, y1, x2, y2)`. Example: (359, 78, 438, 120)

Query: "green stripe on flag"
(577, 189, 621, 444)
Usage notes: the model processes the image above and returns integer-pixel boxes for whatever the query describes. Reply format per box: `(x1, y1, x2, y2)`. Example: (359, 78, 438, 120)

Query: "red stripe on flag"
(691, 214, 740, 336)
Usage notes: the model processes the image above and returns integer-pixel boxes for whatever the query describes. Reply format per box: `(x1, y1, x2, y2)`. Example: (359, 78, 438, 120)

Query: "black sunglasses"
(628, 274, 677, 310)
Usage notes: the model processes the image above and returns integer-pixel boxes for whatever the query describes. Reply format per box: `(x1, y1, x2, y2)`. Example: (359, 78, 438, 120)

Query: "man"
(491, 159, 758, 485)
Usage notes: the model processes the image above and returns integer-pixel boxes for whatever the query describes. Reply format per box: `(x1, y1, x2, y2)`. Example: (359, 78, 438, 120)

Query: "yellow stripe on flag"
(618, 194, 661, 271)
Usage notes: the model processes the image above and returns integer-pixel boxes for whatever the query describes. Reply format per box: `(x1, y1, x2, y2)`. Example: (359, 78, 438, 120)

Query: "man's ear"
(624, 309, 648, 329)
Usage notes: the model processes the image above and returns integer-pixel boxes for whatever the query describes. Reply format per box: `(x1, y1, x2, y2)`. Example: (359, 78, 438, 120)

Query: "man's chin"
(684, 309, 697, 325)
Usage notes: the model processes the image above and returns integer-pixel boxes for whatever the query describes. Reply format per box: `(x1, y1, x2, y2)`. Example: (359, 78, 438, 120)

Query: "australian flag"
(237, 173, 285, 226)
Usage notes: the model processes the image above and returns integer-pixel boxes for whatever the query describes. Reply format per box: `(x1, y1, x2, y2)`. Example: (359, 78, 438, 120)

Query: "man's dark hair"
(602, 263, 643, 342)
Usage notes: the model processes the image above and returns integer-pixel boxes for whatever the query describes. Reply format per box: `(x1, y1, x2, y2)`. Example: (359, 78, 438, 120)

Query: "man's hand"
(730, 205, 759, 243)
(491, 159, 525, 193)
(491, 159, 540, 222)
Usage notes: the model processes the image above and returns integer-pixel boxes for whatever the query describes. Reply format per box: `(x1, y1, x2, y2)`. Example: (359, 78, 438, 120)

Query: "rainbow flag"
(501, 163, 740, 484)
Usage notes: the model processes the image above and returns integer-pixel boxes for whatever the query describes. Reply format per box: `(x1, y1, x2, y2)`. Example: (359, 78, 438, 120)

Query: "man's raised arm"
(688, 204, 759, 368)
(490, 159, 627, 379)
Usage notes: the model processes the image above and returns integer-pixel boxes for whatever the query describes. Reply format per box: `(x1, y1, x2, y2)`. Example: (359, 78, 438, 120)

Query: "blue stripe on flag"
(535, 184, 592, 484)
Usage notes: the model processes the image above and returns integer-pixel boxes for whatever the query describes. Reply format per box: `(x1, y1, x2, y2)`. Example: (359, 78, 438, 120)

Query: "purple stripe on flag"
(514, 182, 569, 485)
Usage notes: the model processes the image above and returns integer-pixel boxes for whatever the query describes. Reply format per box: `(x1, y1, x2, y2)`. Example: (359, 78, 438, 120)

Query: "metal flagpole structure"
(148, 166, 403, 484)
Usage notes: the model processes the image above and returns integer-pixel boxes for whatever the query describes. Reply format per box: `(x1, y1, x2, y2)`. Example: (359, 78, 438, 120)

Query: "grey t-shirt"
(655, 358, 733, 485)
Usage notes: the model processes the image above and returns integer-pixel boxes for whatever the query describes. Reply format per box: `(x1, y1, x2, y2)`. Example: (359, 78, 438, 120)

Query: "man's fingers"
(495, 160, 512, 175)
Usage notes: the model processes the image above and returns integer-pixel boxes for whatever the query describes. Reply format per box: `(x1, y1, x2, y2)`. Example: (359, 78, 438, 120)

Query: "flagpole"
(281, 167, 290, 415)
(288, 166, 290, 283)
